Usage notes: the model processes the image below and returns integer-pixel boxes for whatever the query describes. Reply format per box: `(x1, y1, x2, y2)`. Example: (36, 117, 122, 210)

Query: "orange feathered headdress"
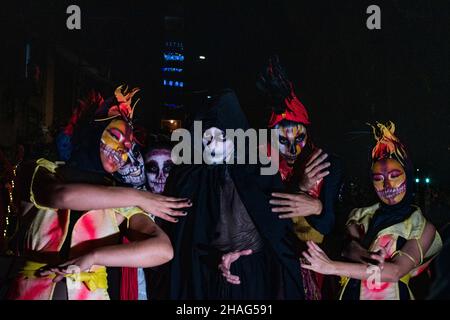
(368, 121, 408, 167)
(96, 85, 140, 126)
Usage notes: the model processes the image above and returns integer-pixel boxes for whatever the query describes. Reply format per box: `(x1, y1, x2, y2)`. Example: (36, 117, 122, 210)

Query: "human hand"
(342, 240, 387, 269)
(367, 246, 388, 270)
(270, 192, 322, 218)
(299, 148, 330, 192)
(38, 252, 96, 283)
(138, 192, 192, 223)
(301, 241, 336, 275)
(218, 249, 253, 285)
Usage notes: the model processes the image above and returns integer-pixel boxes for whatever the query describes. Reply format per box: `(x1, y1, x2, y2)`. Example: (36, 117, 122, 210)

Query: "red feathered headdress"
(257, 55, 310, 128)
(63, 90, 104, 136)
(267, 86, 310, 128)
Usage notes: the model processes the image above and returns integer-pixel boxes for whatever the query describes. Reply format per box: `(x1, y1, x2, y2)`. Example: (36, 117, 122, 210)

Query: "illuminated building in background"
(162, 17, 184, 110)
(161, 15, 184, 132)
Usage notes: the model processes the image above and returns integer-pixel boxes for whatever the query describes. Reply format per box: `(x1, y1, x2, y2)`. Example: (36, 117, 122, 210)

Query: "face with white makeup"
(145, 148, 173, 194)
(202, 127, 234, 164)
(116, 142, 147, 188)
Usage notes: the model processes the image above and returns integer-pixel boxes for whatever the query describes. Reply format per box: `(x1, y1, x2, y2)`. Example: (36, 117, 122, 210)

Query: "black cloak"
(158, 89, 304, 300)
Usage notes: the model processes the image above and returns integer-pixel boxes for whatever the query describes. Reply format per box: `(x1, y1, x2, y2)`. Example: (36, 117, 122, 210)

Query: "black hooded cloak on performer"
(156, 89, 305, 300)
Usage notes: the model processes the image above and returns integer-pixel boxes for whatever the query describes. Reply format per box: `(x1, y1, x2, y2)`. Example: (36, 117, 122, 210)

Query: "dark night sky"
(1, 0, 449, 186)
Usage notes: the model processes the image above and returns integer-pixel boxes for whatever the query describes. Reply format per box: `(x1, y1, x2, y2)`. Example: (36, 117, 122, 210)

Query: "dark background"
(0, 1, 449, 299)
(0, 0, 449, 189)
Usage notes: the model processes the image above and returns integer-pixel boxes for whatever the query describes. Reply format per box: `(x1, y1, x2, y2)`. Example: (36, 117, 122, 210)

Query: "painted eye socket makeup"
(389, 170, 403, 179)
(108, 128, 123, 141)
(107, 128, 131, 152)
(279, 136, 288, 145)
(372, 174, 384, 182)
(163, 161, 173, 174)
(295, 133, 306, 143)
(146, 161, 159, 173)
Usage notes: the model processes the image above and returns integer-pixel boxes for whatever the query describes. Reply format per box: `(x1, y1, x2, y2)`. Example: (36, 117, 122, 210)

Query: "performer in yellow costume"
(301, 121, 442, 300)
(5, 86, 191, 300)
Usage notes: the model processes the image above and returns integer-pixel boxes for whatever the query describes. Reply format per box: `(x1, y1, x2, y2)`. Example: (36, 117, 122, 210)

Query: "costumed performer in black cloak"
(162, 89, 305, 299)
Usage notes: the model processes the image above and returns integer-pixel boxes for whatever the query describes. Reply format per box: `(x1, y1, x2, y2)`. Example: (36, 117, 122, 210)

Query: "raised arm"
(21, 163, 191, 222)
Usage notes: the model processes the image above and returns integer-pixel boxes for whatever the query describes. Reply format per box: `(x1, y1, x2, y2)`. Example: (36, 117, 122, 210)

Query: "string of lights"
(4, 165, 17, 239)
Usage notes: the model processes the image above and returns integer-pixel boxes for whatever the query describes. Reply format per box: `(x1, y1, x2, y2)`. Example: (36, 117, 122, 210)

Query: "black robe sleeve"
(305, 154, 343, 235)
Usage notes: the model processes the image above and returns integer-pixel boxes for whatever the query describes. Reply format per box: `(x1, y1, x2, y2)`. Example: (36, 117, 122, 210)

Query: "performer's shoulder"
(347, 203, 380, 223)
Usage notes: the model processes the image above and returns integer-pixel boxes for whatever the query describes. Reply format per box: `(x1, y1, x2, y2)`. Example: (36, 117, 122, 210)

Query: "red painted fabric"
(120, 237, 138, 300)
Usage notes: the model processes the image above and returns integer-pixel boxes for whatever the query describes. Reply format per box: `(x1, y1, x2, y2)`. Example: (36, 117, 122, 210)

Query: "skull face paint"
(116, 143, 147, 188)
(372, 158, 407, 205)
(145, 149, 173, 194)
(275, 122, 307, 165)
(99, 119, 133, 173)
(202, 127, 234, 164)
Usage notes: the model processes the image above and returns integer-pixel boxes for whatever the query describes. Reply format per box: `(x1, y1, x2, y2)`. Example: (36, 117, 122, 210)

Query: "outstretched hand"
(219, 249, 253, 285)
(138, 192, 192, 223)
(299, 148, 330, 192)
(300, 241, 336, 275)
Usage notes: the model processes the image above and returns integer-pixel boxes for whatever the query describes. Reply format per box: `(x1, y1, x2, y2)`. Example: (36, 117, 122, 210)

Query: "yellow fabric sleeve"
(113, 206, 152, 228)
(29, 158, 59, 211)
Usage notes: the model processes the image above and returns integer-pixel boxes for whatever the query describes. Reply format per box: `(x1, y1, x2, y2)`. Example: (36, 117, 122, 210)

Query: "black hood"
(192, 89, 250, 132)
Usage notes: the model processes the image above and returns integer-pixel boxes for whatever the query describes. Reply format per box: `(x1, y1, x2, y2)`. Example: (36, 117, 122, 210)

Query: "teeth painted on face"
(377, 182, 406, 199)
(101, 142, 126, 167)
(131, 169, 141, 176)
(150, 181, 166, 185)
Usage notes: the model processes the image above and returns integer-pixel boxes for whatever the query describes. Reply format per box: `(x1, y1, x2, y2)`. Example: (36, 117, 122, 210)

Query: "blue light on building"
(162, 67, 183, 73)
(163, 79, 185, 88)
(162, 20, 184, 110)
(164, 53, 185, 61)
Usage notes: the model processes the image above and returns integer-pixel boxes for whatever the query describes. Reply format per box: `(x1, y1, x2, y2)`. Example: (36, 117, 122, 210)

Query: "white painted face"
(145, 149, 173, 194)
(116, 144, 146, 188)
(202, 127, 234, 164)
(275, 122, 307, 166)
